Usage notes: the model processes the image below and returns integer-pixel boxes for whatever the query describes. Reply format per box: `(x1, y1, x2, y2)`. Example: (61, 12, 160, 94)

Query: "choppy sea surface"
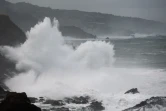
(67, 37, 166, 69)
(65, 36, 166, 110)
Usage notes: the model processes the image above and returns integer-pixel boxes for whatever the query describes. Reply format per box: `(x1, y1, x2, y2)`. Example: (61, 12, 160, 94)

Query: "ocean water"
(68, 37, 166, 69)
(0, 17, 166, 111)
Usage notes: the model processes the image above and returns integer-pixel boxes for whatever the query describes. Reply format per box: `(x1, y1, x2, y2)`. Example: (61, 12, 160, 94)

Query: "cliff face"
(0, 15, 26, 83)
(0, 0, 5, 6)
(0, 15, 26, 46)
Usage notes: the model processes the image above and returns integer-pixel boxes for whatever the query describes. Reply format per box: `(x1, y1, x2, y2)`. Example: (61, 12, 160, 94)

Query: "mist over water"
(0, 17, 166, 110)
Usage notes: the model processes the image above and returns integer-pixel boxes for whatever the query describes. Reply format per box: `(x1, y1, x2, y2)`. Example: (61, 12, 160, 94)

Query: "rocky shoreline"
(0, 86, 105, 111)
(29, 96, 105, 111)
(0, 87, 166, 111)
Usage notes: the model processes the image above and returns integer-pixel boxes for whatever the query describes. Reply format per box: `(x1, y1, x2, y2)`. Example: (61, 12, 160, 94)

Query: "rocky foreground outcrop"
(123, 97, 166, 111)
(0, 92, 41, 111)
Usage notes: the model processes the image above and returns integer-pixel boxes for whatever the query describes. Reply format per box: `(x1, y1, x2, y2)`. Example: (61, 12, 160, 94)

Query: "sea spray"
(0, 17, 116, 98)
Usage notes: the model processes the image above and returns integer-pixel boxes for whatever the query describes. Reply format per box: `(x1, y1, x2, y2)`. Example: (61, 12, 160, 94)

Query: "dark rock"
(38, 97, 45, 102)
(29, 97, 38, 103)
(65, 96, 90, 104)
(39, 97, 44, 99)
(43, 99, 64, 106)
(0, 86, 7, 100)
(0, 92, 41, 111)
(28, 95, 105, 111)
(106, 37, 110, 40)
(41, 109, 47, 111)
(50, 107, 69, 111)
(88, 101, 105, 111)
(4, 92, 30, 103)
(59, 26, 96, 39)
(105, 37, 110, 43)
(0, 86, 5, 94)
(125, 88, 140, 94)
(123, 97, 166, 111)
(41, 109, 48, 111)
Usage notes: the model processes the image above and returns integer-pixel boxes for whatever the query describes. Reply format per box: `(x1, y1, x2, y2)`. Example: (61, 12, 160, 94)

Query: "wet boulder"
(88, 101, 105, 111)
(0, 92, 41, 111)
(65, 96, 90, 104)
(50, 107, 69, 111)
(125, 88, 140, 94)
(38, 97, 45, 102)
(43, 99, 65, 106)
(33, 96, 105, 111)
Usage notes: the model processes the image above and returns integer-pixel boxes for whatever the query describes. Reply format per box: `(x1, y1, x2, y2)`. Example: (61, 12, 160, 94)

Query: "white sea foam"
(0, 17, 166, 111)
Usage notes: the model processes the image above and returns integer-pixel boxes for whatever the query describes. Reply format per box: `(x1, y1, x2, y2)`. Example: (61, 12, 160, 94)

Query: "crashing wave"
(0, 17, 166, 111)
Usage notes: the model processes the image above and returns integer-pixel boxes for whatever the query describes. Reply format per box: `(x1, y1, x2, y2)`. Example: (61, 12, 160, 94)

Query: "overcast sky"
(7, 0, 166, 23)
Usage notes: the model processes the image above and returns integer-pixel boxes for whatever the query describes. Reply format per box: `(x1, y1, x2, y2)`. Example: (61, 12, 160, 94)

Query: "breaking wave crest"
(0, 17, 115, 97)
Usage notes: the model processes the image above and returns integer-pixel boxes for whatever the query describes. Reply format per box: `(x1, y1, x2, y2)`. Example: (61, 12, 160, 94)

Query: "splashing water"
(0, 17, 166, 111)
